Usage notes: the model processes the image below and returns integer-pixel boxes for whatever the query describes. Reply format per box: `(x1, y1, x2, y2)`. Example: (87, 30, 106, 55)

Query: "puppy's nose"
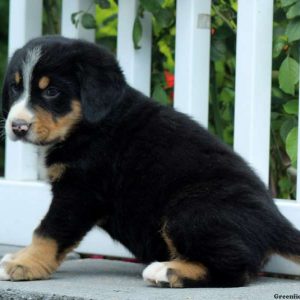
(11, 119, 30, 138)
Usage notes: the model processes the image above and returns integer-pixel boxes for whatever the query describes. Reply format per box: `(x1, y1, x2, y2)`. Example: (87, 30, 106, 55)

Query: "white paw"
(0, 253, 13, 280)
(142, 262, 168, 284)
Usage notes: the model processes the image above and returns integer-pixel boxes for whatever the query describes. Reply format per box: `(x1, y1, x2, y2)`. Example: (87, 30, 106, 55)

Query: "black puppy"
(1, 36, 299, 287)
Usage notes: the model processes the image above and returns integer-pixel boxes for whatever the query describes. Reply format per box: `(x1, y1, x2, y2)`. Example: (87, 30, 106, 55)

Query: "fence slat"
(297, 64, 300, 202)
(117, 0, 152, 96)
(61, 0, 95, 41)
(174, 0, 211, 127)
(4, 0, 43, 180)
(234, 0, 274, 185)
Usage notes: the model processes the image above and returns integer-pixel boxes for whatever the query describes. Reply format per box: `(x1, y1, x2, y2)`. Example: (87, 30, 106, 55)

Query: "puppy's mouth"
(18, 136, 58, 146)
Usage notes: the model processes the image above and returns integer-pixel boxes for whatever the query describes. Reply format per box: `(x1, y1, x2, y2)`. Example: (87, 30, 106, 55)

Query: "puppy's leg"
(0, 184, 100, 281)
(0, 235, 63, 281)
(143, 260, 208, 288)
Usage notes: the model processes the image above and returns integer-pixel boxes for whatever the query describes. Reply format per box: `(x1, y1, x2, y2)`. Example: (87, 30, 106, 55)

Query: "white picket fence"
(0, 0, 300, 275)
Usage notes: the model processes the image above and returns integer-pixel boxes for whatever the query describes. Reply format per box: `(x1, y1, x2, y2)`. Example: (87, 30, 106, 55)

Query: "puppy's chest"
(37, 146, 67, 182)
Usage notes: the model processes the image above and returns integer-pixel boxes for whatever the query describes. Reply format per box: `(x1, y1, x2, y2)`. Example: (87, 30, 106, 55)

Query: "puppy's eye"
(43, 87, 60, 99)
(11, 83, 20, 94)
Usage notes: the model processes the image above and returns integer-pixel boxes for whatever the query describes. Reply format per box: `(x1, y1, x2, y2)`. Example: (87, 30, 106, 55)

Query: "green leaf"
(280, 117, 297, 141)
(281, 0, 297, 7)
(71, 11, 83, 28)
(278, 177, 293, 197)
(71, 12, 79, 24)
(278, 57, 299, 95)
(273, 36, 288, 58)
(158, 40, 174, 71)
(286, 127, 298, 167)
(152, 84, 169, 105)
(95, 0, 111, 9)
(140, 0, 163, 14)
(155, 8, 174, 28)
(81, 13, 97, 29)
(210, 40, 227, 61)
(132, 16, 143, 49)
(283, 100, 299, 114)
(286, 18, 300, 42)
(287, 2, 300, 18)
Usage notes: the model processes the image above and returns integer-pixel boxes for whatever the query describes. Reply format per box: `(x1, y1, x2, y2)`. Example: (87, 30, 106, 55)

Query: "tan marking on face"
(2, 234, 67, 281)
(165, 260, 207, 288)
(15, 72, 21, 84)
(32, 100, 82, 144)
(47, 163, 67, 182)
(38, 76, 50, 90)
(161, 222, 178, 259)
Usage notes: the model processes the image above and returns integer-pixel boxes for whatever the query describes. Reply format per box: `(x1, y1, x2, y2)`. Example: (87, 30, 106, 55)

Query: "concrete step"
(0, 245, 299, 300)
(0, 259, 299, 300)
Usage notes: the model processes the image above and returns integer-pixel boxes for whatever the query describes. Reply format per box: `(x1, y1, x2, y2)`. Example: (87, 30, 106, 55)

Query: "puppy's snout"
(11, 119, 31, 138)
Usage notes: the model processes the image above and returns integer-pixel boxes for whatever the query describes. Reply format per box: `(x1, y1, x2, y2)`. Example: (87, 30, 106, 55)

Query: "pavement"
(0, 245, 299, 300)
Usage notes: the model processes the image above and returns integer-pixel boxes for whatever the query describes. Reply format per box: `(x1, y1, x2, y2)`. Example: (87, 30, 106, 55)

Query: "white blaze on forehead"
(5, 46, 42, 140)
(22, 46, 42, 98)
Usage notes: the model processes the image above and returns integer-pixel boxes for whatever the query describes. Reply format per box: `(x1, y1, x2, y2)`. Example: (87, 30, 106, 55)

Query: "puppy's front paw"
(0, 251, 53, 281)
(0, 254, 13, 280)
(0, 236, 61, 281)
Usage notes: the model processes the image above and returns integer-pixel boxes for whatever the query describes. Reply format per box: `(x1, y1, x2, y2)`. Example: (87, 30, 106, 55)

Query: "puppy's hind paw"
(142, 262, 169, 287)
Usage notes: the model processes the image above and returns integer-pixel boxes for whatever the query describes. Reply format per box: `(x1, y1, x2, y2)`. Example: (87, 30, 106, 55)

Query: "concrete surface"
(0, 260, 299, 300)
(0, 246, 299, 300)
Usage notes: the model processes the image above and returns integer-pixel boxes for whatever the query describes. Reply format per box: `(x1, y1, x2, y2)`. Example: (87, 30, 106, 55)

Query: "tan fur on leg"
(165, 260, 207, 288)
(3, 235, 68, 281)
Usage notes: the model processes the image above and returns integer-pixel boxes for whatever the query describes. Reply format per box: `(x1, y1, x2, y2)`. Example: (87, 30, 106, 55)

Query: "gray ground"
(0, 245, 299, 300)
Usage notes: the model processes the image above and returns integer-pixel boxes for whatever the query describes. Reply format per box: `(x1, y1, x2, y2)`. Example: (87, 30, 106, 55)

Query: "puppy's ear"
(77, 52, 126, 124)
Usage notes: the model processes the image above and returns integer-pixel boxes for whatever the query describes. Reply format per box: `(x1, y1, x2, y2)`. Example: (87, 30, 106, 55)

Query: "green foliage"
(279, 56, 299, 95)
(43, 0, 62, 34)
(133, 16, 143, 49)
(286, 127, 298, 167)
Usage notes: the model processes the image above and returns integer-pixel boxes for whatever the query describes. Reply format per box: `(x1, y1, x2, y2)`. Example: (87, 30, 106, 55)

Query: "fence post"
(4, 0, 42, 180)
(174, 0, 211, 127)
(234, 0, 274, 185)
(297, 57, 300, 202)
(117, 0, 152, 96)
(61, 0, 95, 41)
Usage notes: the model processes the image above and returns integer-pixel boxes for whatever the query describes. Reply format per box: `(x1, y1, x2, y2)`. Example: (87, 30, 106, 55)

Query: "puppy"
(1, 36, 300, 287)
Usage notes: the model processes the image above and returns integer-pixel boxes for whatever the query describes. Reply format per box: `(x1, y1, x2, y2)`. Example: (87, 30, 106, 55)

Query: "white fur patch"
(37, 145, 51, 180)
(5, 46, 41, 140)
(0, 253, 13, 281)
(142, 262, 168, 284)
(22, 47, 42, 97)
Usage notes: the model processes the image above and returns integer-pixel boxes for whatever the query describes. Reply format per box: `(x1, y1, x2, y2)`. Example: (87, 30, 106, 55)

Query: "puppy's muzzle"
(11, 119, 31, 138)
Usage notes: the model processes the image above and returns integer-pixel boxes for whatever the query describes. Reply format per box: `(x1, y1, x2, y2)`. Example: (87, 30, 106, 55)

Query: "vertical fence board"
(117, 0, 152, 96)
(297, 66, 300, 202)
(174, 0, 211, 127)
(4, 0, 43, 180)
(61, 0, 95, 41)
(234, 0, 274, 185)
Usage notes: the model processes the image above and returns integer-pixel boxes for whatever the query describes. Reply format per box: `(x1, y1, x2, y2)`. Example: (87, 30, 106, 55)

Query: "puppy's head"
(1, 36, 125, 145)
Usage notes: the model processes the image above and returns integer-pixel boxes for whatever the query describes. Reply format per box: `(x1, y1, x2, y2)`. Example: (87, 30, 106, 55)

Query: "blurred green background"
(0, 0, 299, 200)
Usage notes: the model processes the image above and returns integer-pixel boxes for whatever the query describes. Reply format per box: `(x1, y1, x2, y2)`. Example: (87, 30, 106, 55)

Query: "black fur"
(2, 36, 300, 287)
